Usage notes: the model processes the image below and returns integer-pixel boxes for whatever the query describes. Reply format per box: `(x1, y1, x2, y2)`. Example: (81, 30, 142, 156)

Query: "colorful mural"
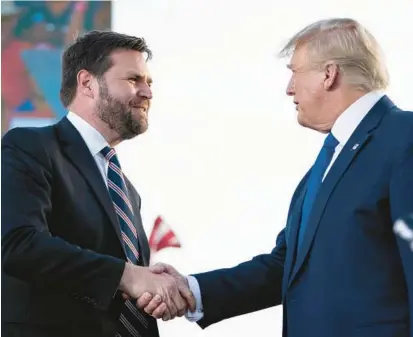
(1, 1, 112, 135)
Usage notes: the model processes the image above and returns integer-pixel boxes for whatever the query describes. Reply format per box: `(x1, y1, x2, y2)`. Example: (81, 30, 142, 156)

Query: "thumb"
(149, 262, 167, 274)
(179, 284, 196, 313)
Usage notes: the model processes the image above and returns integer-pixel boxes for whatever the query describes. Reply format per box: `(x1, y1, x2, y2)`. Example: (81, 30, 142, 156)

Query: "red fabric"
(1, 40, 33, 110)
(149, 216, 181, 253)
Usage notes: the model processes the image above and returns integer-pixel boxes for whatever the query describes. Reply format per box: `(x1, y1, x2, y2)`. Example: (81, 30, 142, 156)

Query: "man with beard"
(1, 30, 195, 337)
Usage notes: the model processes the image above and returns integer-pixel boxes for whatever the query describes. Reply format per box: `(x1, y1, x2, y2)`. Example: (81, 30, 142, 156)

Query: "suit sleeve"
(193, 228, 286, 328)
(1, 128, 125, 311)
(389, 132, 413, 333)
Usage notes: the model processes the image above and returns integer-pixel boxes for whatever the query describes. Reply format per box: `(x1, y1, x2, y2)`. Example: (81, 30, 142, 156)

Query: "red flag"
(149, 216, 181, 253)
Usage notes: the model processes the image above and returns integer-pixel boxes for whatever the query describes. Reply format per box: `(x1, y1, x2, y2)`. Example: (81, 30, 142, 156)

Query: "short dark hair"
(60, 30, 152, 107)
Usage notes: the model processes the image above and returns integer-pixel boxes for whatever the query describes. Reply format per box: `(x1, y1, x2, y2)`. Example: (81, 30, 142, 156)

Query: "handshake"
(118, 262, 196, 321)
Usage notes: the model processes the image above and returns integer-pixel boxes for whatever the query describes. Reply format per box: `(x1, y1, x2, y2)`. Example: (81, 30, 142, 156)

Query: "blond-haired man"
(139, 18, 413, 337)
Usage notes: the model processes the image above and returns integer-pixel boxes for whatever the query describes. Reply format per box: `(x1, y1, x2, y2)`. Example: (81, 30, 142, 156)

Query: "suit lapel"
(56, 117, 125, 252)
(288, 95, 393, 286)
(282, 186, 306, 298)
(125, 178, 150, 266)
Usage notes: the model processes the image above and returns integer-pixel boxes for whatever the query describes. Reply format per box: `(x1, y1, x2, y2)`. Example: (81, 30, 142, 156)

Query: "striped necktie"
(101, 146, 149, 337)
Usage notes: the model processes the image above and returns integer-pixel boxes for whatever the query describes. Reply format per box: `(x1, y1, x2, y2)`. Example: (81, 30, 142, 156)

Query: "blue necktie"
(101, 147, 149, 337)
(297, 133, 339, 249)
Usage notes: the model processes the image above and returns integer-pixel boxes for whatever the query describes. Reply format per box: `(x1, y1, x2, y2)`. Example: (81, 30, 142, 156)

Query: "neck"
(68, 103, 122, 147)
(328, 89, 368, 124)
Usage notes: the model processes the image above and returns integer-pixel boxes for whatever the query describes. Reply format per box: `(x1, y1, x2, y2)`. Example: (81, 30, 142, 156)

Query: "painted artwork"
(1, 1, 112, 135)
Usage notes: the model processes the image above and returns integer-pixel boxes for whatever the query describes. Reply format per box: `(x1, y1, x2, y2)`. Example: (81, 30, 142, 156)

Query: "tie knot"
(323, 133, 339, 149)
(100, 146, 117, 162)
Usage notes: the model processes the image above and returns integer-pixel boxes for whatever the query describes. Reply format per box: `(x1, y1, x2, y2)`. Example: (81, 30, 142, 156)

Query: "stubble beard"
(95, 79, 148, 141)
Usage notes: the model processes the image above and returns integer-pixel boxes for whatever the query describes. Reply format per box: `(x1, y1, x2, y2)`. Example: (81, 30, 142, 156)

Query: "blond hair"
(279, 18, 389, 91)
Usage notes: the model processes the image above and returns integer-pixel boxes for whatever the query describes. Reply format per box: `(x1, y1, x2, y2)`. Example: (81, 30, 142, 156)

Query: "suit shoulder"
(1, 125, 58, 168)
(2, 124, 57, 149)
(385, 108, 413, 129)
(380, 108, 413, 143)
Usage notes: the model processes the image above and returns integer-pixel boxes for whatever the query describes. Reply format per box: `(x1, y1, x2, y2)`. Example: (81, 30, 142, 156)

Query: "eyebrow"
(126, 72, 153, 85)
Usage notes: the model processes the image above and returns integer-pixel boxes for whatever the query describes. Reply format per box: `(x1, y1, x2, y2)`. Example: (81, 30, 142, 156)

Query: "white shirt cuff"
(185, 275, 204, 322)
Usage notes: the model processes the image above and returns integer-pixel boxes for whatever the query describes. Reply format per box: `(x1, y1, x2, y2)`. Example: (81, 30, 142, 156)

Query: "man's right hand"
(119, 263, 195, 319)
(136, 263, 196, 320)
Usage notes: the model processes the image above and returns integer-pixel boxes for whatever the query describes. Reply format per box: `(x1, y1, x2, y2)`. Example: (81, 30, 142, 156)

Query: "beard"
(95, 79, 148, 140)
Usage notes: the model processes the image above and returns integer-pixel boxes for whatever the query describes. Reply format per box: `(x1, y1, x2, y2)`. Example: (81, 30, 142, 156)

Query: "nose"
(286, 77, 295, 96)
(139, 84, 153, 100)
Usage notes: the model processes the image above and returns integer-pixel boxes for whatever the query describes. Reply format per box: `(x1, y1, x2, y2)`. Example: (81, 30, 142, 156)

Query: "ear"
(323, 62, 339, 90)
(77, 69, 95, 99)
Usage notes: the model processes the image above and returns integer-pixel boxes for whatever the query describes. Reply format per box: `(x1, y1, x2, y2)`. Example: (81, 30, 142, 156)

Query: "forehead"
(109, 49, 150, 75)
(288, 45, 310, 69)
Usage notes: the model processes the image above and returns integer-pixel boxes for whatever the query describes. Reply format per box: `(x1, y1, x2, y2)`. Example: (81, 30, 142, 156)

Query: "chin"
(136, 119, 148, 135)
(138, 117, 148, 132)
(139, 123, 148, 134)
(297, 114, 307, 128)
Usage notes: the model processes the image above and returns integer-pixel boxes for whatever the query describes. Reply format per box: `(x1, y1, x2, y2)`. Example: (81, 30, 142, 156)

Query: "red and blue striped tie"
(101, 146, 149, 337)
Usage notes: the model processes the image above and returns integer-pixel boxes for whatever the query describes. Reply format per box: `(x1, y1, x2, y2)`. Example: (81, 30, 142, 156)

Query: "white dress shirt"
(324, 91, 384, 179)
(185, 91, 385, 322)
(66, 111, 110, 185)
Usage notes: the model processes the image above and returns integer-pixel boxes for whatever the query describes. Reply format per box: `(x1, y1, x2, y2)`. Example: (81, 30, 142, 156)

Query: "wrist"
(119, 263, 141, 294)
(184, 275, 189, 288)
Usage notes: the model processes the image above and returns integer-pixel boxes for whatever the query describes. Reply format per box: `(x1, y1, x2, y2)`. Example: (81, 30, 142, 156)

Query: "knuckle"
(153, 308, 163, 318)
(150, 299, 159, 308)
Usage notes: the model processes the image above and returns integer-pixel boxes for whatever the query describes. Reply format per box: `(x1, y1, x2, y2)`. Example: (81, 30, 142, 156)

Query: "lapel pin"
(352, 143, 359, 151)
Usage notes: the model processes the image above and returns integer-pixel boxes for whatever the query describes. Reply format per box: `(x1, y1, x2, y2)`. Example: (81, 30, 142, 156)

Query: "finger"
(175, 296, 187, 317)
(170, 285, 187, 317)
(149, 263, 166, 274)
(161, 305, 173, 321)
(162, 291, 179, 319)
(179, 284, 196, 312)
(161, 264, 176, 275)
(142, 294, 163, 315)
(151, 303, 168, 319)
(165, 300, 178, 319)
(136, 292, 153, 309)
(169, 287, 187, 318)
(162, 312, 171, 321)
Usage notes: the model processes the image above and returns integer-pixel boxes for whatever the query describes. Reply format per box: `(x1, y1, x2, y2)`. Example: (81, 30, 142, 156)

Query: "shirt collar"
(66, 111, 109, 156)
(331, 91, 384, 146)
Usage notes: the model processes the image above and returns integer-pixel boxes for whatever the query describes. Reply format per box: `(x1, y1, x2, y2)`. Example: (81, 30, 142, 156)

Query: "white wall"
(112, 0, 413, 336)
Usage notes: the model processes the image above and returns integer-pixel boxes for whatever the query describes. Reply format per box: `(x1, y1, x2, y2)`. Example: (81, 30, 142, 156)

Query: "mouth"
(131, 105, 148, 113)
(294, 102, 299, 110)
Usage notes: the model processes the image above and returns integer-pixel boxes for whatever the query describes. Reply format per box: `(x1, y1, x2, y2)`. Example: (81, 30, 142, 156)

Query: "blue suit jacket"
(194, 96, 413, 337)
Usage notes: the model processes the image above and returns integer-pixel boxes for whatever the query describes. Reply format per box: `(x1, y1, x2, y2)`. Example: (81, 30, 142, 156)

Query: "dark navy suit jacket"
(1, 118, 159, 337)
(194, 96, 413, 337)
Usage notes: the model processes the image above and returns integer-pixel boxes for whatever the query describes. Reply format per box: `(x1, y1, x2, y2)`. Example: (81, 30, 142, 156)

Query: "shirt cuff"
(185, 275, 204, 322)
